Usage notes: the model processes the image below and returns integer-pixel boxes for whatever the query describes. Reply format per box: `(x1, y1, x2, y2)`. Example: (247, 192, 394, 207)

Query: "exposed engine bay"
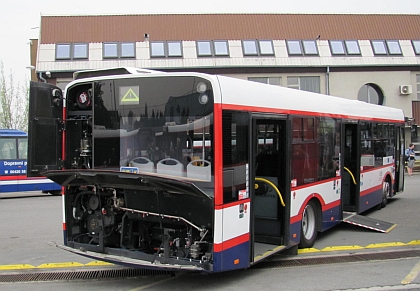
(49, 171, 214, 270)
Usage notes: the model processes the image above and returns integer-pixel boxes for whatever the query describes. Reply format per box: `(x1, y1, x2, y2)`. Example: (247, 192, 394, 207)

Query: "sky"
(1, 0, 420, 85)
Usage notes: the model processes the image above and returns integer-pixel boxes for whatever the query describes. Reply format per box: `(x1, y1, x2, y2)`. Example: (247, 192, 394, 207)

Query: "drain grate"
(253, 249, 420, 269)
(1, 249, 419, 282)
(0, 267, 171, 283)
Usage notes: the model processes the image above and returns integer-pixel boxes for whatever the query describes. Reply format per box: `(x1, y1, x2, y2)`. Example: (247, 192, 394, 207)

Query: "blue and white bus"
(0, 129, 61, 194)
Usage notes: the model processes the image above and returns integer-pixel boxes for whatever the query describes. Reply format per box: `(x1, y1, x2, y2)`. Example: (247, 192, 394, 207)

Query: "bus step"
(342, 212, 397, 233)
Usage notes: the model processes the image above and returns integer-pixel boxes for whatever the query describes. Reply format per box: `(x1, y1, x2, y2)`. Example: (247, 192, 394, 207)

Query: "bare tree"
(0, 61, 29, 131)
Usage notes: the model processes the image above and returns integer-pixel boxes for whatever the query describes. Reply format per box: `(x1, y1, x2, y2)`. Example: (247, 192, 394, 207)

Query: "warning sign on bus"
(119, 86, 140, 105)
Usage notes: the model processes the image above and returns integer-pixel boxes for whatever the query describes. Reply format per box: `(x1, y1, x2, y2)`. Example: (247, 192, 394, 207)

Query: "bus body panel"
(27, 81, 63, 177)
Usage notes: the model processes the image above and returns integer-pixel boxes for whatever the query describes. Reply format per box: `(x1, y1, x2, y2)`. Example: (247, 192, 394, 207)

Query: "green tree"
(0, 61, 29, 131)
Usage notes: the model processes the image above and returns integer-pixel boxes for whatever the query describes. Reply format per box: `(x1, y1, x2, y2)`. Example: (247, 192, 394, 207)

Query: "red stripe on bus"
(214, 233, 249, 252)
(214, 103, 224, 206)
(0, 176, 46, 181)
(215, 199, 250, 210)
(360, 184, 382, 197)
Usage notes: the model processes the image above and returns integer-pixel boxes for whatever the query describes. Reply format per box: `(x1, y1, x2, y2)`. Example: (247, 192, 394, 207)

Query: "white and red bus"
(28, 68, 405, 272)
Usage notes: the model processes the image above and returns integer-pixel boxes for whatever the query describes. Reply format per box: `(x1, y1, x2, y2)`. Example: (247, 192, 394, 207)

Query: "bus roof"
(216, 75, 405, 123)
(65, 68, 405, 123)
(0, 129, 27, 137)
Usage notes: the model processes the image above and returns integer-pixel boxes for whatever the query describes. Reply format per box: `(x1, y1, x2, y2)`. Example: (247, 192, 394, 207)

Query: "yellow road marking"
(401, 259, 420, 285)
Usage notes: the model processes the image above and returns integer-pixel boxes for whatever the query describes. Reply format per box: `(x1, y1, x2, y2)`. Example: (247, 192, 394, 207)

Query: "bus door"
(394, 126, 405, 192)
(250, 115, 289, 263)
(341, 123, 361, 212)
(27, 82, 63, 177)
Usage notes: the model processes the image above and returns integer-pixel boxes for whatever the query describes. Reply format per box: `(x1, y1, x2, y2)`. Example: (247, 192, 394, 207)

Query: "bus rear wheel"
(299, 200, 318, 248)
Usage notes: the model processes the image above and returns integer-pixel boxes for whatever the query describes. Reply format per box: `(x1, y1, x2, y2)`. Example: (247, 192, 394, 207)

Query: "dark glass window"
(222, 111, 249, 204)
(90, 76, 214, 189)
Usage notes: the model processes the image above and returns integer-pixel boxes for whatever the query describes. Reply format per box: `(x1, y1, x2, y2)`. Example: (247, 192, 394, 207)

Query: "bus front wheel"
(299, 200, 318, 248)
(380, 178, 391, 208)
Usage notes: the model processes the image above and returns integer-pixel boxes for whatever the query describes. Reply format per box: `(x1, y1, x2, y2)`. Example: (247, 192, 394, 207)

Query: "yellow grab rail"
(343, 167, 357, 185)
(255, 177, 286, 207)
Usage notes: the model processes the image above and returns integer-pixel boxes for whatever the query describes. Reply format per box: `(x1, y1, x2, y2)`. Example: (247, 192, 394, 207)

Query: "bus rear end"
(28, 73, 217, 271)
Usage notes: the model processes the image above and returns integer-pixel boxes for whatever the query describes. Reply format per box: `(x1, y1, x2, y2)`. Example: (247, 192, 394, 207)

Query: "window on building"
(345, 40, 361, 55)
(150, 41, 183, 58)
(412, 40, 420, 55)
(330, 40, 361, 55)
(73, 43, 88, 59)
(302, 40, 318, 55)
(150, 42, 165, 57)
(286, 40, 318, 56)
(248, 77, 281, 86)
(242, 40, 274, 56)
(214, 41, 229, 56)
(121, 42, 136, 58)
(197, 40, 229, 57)
(103, 43, 118, 58)
(242, 40, 258, 56)
(386, 40, 402, 55)
(167, 42, 182, 57)
(56, 43, 89, 60)
(371, 40, 402, 55)
(56, 44, 71, 59)
(286, 40, 303, 55)
(330, 40, 346, 55)
(103, 42, 136, 59)
(287, 76, 320, 93)
(357, 83, 384, 105)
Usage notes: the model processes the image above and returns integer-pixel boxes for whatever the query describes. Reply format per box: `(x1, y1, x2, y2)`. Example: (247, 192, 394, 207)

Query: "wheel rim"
(383, 181, 390, 201)
(302, 204, 316, 240)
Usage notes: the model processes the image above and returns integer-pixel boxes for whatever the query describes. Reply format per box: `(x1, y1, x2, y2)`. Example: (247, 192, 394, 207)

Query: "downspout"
(39, 72, 46, 83)
(326, 66, 330, 95)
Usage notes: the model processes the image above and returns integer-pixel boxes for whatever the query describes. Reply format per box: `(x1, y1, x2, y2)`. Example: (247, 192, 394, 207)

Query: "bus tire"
(380, 177, 391, 208)
(299, 200, 318, 249)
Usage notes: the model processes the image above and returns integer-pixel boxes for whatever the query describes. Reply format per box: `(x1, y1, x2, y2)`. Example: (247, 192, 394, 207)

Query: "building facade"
(29, 14, 420, 127)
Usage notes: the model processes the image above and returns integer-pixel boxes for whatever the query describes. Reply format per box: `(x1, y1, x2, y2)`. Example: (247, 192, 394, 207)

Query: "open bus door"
(27, 82, 63, 177)
(250, 114, 290, 264)
(395, 126, 405, 192)
(341, 123, 360, 212)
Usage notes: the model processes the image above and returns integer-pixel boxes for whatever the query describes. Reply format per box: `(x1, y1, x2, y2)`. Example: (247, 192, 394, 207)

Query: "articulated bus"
(0, 129, 61, 194)
(28, 68, 405, 272)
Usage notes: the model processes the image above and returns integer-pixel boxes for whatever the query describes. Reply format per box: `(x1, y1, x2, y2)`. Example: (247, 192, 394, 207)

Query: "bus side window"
(1, 140, 16, 160)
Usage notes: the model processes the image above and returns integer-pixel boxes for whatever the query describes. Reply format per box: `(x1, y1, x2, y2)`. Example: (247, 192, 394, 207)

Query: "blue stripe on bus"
(212, 241, 250, 272)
